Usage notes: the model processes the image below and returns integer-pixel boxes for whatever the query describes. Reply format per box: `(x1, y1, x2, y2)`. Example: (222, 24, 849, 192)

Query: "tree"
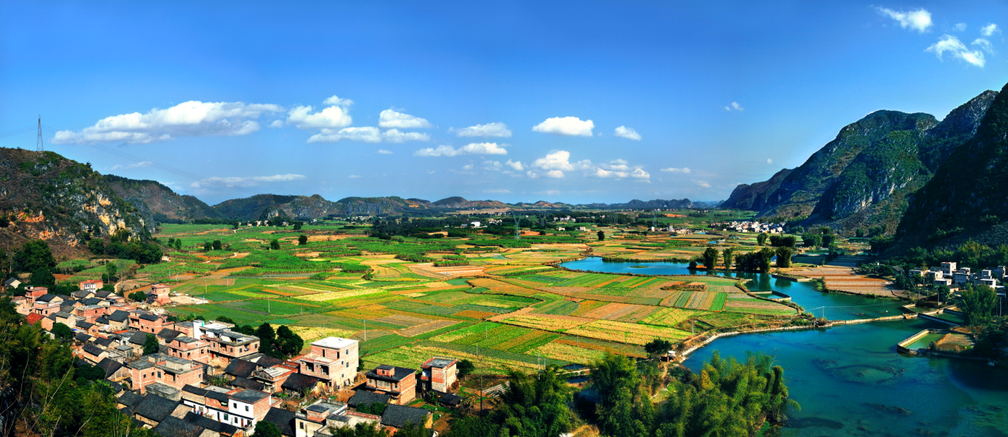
(212, 240, 223, 251)
(722, 248, 734, 270)
(959, 283, 998, 326)
(257, 323, 282, 358)
(597, 230, 605, 241)
(328, 423, 389, 437)
(821, 234, 836, 248)
(590, 354, 653, 437)
(31, 267, 55, 287)
(128, 291, 147, 302)
(456, 359, 475, 378)
(702, 247, 719, 270)
(801, 232, 822, 247)
(13, 240, 56, 273)
(51, 323, 73, 341)
(776, 247, 793, 268)
(143, 333, 159, 355)
(251, 421, 282, 437)
(298, 235, 308, 246)
(174, 239, 182, 250)
(203, 242, 213, 252)
(88, 239, 105, 255)
(270, 239, 281, 250)
(106, 263, 118, 282)
(644, 338, 673, 360)
(275, 325, 304, 357)
(293, 221, 304, 230)
(757, 233, 768, 246)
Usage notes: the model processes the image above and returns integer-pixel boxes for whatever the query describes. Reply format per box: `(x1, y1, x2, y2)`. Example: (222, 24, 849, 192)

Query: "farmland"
(120, 214, 806, 375)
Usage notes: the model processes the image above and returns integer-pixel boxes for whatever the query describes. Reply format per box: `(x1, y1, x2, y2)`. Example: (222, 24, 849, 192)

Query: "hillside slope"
(0, 149, 153, 257)
(104, 175, 221, 222)
(723, 89, 996, 234)
(895, 82, 1008, 249)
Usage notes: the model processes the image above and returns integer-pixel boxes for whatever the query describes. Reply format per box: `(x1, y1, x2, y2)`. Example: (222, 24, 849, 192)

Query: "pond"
(559, 257, 1008, 436)
(559, 257, 906, 321)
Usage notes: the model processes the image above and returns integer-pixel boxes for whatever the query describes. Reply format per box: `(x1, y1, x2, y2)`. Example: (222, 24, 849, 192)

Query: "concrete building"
(364, 365, 417, 404)
(128, 353, 204, 394)
(297, 337, 359, 389)
(420, 357, 457, 393)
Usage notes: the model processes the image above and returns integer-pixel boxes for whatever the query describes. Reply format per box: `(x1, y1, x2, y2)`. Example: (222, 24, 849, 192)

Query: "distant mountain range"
(723, 89, 998, 235)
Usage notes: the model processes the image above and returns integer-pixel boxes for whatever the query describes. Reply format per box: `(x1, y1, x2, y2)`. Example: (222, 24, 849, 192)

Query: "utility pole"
(36, 116, 44, 152)
(363, 319, 367, 342)
(511, 212, 521, 240)
(267, 297, 270, 313)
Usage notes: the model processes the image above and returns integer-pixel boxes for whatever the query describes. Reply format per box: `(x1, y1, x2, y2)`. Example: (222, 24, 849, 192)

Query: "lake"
(560, 257, 1008, 436)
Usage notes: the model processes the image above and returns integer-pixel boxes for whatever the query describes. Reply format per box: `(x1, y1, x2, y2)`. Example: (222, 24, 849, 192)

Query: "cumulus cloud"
(450, 122, 512, 138)
(379, 109, 432, 129)
(52, 101, 282, 144)
(953, 23, 967, 32)
(532, 150, 576, 174)
(724, 102, 744, 112)
(660, 167, 691, 174)
(532, 117, 594, 137)
(694, 180, 711, 188)
(377, 149, 393, 155)
(323, 95, 354, 107)
(382, 129, 431, 143)
(981, 23, 1000, 37)
(308, 126, 382, 143)
(267, 120, 284, 128)
(926, 35, 986, 67)
(414, 142, 508, 157)
(613, 126, 642, 140)
(505, 160, 524, 171)
(109, 161, 153, 171)
(287, 105, 353, 129)
(876, 7, 932, 33)
(583, 159, 649, 180)
(190, 173, 306, 189)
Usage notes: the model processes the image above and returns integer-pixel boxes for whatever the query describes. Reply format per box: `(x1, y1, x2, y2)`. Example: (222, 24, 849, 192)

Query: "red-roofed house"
(25, 313, 44, 325)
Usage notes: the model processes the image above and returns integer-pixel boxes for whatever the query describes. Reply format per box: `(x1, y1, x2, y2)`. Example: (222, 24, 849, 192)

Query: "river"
(559, 257, 1008, 436)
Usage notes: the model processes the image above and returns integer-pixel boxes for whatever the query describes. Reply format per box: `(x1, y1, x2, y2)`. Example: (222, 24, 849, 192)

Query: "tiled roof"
(25, 313, 44, 325)
(366, 365, 416, 383)
(224, 358, 257, 378)
(82, 344, 104, 357)
(97, 358, 123, 378)
(133, 393, 180, 422)
(348, 390, 390, 408)
(263, 407, 297, 437)
(151, 416, 203, 437)
(281, 373, 321, 392)
(230, 377, 266, 391)
(381, 404, 431, 429)
(183, 412, 240, 434)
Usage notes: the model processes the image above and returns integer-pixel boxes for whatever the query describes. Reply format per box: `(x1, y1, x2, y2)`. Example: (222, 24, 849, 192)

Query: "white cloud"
(694, 180, 711, 188)
(377, 149, 393, 155)
(347, 175, 362, 179)
(532, 116, 594, 137)
(981, 23, 1000, 37)
(451, 122, 512, 138)
(505, 160, 524, 171)
(267, 120, 284, 128)
(926, 35, 986, 67)
(767, 158, 773, 165)
(483, 161, 503, 171)
(876, 7, 933, 33)
(379, 109, 432, 129)
(110, 161, 153, 171)
(382, 129, 430, 143)
(613, 126, 642, 140)
(189, 173, 306, 189)
(287, 105, 353, 129)
(308, 126, 382, 143)
(323, 95, 354, 107)
(583, 159, 649, 180)
(953, 23, 967, 32)
(52, 100, 282, 144)
(660, 167, 691, 174)
(414, 142, 508, 157)
(532, 150, 575, 173)
(724, 101, 744, 112)
(972, 38, 995, 54)
(484, 189, 511, 194)
(462, 164, 474, 170)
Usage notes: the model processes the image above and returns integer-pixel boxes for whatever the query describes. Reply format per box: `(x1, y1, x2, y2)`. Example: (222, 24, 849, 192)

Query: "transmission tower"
(36, 116, 44, 152)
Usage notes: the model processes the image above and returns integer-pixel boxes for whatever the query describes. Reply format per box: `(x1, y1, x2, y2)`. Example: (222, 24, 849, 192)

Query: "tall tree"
(757, 233, 768, 246)
(590, 354, 654, 437)
(275, 325, 304, 357)
(722, 248, 734, 270)
(13, 240, 56, 273)
(702, 248, 719, 270)
(143, 334, 159, 355)
(959, 283, 997, 326)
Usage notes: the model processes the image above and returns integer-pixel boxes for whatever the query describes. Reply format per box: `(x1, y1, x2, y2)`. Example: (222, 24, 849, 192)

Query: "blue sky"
(2, 1, 1006, 205)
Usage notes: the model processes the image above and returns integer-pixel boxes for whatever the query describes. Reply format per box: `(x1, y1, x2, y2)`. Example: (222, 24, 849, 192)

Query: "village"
(6, 279, 460, 437)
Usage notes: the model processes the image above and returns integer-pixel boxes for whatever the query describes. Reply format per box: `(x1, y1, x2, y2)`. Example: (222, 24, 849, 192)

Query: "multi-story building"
(203, 327, 261, 365)
(148, 284, 172, 305)
(420, 357, 458, 393)
(128, 353, 204, 394)
(130, 311, 173, 334)
(180, 385, 274, 430)
(80, 279, 104, 292)
(167, 335, 212, 363)
(364, 365, 417, 404)
(297, 337, 359, 390)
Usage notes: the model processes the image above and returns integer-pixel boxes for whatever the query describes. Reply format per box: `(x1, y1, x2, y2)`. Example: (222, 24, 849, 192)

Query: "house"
(79, 343, 107, 364)
(281, 373, 324, 397)
(156, 328, 183, 345)
(252, 363, 297, 393)
(364, 365, 417, 404)
(132, 393, 188, 428)
(130, 311, 172, 334)
(25, 312, 44, 326)
(147, 284, 171, 305)
(168, 335, 212, 363)
(75, 305, 106, 323)
(202, 327, 261, 365)
(420, 357, 458, 393)
(941, 262, 957, 277)
(380, 404, 432, 434)
(182, 412, 242, 437)
(128, 353, 204, 394)
(262, 407, 297, 437)
(33, 294, 63, 316)
(25, 286, 48, 301)
(117, 391, 145, 415)
(151, 416, 215, 437)
(3, 277, 21, 289)
(107, 310, 131, 331)
(296, 337, 359, 390)
(180, 385, 274, 430)
(96, 357, 130, 381)
(294, 401, 348, 437)
(953, 268, 972, 286)
(80, 279, 104, 292)
(347, 391, 390, 410)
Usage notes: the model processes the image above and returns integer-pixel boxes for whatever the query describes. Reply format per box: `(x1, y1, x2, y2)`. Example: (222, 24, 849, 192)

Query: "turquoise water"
(560, 257, 1008, 435)
(559, 257, 906, 321)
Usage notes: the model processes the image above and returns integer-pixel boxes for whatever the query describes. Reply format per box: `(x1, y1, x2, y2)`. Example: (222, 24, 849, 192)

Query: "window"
(223, 413, 229, 421)
(245, 405, 249, 412)
(300, 423, 304, 430)
(157, 371, 162, 378)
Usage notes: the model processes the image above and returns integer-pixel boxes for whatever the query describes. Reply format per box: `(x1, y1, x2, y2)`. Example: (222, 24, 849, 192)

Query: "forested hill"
(894, 81, 1008, 251)
(721, 168, 792, 211)
(0, 149, 152, 257)
(723, 89, 997, 235)
(104, 175, 221, 222)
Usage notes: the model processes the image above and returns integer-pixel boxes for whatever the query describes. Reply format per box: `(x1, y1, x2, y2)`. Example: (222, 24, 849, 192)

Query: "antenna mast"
(36, 116, 44, 152)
